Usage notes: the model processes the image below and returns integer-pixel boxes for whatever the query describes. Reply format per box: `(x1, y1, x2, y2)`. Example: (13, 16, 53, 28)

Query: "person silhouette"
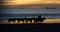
(37, 15, 46, 23)
(38, 15, 42, 18)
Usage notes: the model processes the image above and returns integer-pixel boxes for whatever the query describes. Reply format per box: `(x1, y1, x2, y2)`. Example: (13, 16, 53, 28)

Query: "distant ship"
(46, 7, 56, 9)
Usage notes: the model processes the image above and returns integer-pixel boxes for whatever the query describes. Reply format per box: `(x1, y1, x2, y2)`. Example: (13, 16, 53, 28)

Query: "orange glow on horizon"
(2, 0, 60, 5)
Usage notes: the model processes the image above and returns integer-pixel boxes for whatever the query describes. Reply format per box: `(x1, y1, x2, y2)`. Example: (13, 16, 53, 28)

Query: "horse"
(35, 17, 46, 23)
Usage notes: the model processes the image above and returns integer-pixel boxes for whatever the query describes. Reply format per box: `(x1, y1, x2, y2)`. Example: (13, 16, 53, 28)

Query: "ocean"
(0, 7, 60, 19)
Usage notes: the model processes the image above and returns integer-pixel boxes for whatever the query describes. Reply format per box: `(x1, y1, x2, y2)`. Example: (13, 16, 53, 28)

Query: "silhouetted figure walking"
(37, 15, 46, 22)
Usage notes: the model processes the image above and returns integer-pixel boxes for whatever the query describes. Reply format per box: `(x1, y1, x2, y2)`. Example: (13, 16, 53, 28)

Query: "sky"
(0, 0, 60, 14)
(1, 0, 60, 5)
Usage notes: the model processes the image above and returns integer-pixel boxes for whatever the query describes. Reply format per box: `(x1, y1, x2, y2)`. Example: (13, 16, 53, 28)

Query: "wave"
(0, 13, 60, 19)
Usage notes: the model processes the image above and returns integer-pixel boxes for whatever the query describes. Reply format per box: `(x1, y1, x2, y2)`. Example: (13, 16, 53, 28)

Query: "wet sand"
(44, 18, 60, 23)
(0, 18, 60, 24)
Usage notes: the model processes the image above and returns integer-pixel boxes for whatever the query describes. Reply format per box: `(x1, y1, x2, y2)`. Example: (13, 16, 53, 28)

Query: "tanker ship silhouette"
(46, 7, 56, 9)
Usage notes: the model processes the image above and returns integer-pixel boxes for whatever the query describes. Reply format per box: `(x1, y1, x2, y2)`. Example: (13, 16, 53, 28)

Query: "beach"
(44, 18, 60, 23)
(0, 18, 60, 24)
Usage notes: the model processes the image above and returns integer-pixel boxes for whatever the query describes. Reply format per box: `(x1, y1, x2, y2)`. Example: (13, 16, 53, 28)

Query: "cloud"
(1, 0, 60, 5)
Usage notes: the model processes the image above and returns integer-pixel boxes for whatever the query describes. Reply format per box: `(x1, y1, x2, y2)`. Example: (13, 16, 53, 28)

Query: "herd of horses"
(8, 16, 46, 23)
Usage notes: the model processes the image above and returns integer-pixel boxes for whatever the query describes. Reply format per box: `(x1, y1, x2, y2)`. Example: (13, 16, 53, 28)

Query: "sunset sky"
(0, 0, 60, 15)
(1, 0, 60, 5)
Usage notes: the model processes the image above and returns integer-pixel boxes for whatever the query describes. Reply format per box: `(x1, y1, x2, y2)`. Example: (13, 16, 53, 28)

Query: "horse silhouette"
(37, 15, 46, 22)
(8, 18, 26, 22)
(8, 15, 46, 23)
(35, 17, 46, 22)
(33, 15, 46, 23)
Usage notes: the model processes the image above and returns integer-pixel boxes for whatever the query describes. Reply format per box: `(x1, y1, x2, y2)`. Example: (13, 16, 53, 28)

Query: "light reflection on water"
(1, 8, 60, 14)
(1, 7, 60, 18)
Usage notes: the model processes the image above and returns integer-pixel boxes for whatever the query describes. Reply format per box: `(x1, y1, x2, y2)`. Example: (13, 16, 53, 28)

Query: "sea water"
(0, 7, 60, 19)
